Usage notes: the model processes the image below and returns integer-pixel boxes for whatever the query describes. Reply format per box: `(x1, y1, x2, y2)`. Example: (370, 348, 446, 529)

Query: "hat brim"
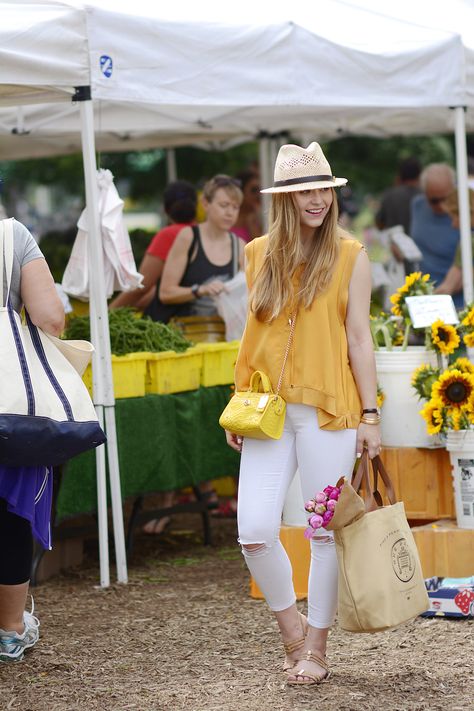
(261, 177, 347, 194)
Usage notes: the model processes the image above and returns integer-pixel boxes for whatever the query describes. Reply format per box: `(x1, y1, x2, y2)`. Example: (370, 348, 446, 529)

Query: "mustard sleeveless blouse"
(234, 235, 364, 431)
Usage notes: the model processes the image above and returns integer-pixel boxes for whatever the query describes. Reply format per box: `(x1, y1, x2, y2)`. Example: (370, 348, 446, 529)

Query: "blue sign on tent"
(100, 55, 113, 78)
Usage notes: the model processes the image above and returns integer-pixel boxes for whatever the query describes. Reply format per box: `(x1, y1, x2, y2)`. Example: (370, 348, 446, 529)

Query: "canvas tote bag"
(329, 452, 429, 633)
(0, 218, 106, 467)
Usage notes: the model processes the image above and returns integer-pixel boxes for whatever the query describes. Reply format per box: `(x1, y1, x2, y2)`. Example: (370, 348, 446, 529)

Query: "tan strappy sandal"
(286, 649, 331, 685)
(282, 612, 308, 673)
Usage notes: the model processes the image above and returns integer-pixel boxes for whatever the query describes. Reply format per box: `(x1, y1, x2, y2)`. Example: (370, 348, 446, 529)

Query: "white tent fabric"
(0, 0, 471, 160)
(0, 2, 89, 104)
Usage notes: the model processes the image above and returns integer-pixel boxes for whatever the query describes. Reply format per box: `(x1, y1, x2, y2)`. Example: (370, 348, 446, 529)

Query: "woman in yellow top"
(225, 142, 381, 686)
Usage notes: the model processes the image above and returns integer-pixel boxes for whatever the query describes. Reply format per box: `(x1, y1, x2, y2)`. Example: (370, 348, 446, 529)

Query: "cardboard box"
(411, 519, 474, 577)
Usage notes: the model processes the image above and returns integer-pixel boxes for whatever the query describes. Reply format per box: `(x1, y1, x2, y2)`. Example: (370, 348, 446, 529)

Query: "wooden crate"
(411, 519, 474, 578)
(378, 447, 455, 521)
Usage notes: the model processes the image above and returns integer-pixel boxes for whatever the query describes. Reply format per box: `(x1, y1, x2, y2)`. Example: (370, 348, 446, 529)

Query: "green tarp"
(56, 386, 239, 521)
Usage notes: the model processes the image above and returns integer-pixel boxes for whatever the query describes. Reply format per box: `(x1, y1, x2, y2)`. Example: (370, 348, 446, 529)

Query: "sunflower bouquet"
(417, 359, 474, 435)
(369, 312, 404, 350)
(370, 273, 429, 351)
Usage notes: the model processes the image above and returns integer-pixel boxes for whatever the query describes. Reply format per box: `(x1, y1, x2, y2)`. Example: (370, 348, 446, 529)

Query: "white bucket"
(375, 347, 438, 448)
(445, 431, 474, 529)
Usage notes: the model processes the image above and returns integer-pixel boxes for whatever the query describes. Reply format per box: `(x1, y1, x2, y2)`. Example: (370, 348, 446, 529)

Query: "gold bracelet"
(360, 416, 381, 425)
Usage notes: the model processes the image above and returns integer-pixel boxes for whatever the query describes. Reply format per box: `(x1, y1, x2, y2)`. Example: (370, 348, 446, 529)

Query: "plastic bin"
(82, 352, 149, 399)
(146, 347, 203, 394)
(196, 341, 240, 387)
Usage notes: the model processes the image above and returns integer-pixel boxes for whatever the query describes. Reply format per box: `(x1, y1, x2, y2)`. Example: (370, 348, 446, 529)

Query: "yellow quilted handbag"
(219, 370, 286, 439)
(219, 312, 296, 440)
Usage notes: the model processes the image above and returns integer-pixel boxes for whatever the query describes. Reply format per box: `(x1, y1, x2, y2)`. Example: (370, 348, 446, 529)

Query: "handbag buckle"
(243, 399, 251, 406)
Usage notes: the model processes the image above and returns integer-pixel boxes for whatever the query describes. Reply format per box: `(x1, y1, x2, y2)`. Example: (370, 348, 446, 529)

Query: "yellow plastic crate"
(82, 352, 148, 399)
(146, 347, 203, 394)
(195, 341, 240, 387)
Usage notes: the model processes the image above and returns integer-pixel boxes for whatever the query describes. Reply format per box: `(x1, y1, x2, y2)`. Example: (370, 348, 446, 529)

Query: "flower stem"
(402, 320, 411, 351)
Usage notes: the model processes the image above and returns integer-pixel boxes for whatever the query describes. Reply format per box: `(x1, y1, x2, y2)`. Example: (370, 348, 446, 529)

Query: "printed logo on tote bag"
(391, 538, 416, 583)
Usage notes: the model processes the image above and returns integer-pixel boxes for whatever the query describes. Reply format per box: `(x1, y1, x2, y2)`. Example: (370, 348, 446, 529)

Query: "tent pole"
(77, 88, 128, 586)
(259, 134, 272, 231)
(166, 148, 177, 182)
(104, 405, 128, 583)
(95, 406, 109, 587)
(453, 106, 473, 304)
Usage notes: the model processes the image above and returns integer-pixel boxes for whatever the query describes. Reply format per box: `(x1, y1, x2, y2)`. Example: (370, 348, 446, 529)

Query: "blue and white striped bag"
(0, 219, 106, 466)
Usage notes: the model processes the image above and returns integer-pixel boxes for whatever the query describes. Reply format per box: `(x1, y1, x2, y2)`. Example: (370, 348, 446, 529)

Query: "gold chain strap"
(275, 312, 297, 397)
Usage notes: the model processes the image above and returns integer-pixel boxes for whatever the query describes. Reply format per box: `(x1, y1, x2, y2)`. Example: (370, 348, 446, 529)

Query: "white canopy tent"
(0, 3, 473, 574)
(0, 0, 472, 298)
(0, 1, 470, 156)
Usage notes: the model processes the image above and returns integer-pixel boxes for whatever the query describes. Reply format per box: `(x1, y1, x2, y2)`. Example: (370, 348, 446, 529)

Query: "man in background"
(410, 163, 462, 307)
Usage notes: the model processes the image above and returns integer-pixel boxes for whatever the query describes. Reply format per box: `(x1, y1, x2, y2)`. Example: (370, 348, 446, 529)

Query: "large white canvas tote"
(0, 219, 106, 467)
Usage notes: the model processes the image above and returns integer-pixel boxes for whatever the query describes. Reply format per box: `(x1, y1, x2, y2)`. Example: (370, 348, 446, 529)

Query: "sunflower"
(432, 369, 474, 409)
(411, 363, 440, 400)
(464, 331, 474, 348)
(449, 407, 466, 431)
(390, 292, 402, 317)
(461, 306, 474, 328)
(420, 399, 444, 435)
(451, 357, 474, 374)
(389, 272, 433, 319)
(431, 320, 460, 355)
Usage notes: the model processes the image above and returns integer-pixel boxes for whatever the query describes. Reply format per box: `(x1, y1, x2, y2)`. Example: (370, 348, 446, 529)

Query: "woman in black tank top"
(159, 175, 245, 318)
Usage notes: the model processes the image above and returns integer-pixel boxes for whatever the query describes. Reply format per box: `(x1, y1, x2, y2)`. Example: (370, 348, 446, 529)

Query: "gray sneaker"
(0, 599, 40, 663)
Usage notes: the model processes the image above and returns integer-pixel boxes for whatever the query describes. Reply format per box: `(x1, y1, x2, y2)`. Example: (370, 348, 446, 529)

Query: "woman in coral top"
(225, 142, 381, 686)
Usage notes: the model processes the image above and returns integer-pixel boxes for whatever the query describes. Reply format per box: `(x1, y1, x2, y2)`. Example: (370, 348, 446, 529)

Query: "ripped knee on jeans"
(240, 542, 267, 557)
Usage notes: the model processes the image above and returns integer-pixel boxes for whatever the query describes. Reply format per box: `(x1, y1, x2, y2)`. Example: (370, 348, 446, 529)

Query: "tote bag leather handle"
(351, 451, 397, 511)
(371, 454, 397, 505)
(351, 451, 379, 511)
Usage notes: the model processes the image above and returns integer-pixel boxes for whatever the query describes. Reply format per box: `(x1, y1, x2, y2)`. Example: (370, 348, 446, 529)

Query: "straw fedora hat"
(261, 142, 347, 194)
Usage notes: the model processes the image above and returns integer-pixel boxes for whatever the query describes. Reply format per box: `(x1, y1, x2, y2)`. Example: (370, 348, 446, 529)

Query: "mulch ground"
(1, 512, 473, 711)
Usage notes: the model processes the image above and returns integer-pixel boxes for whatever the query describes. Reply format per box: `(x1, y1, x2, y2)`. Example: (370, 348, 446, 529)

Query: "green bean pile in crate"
(63, 308, 192, 355)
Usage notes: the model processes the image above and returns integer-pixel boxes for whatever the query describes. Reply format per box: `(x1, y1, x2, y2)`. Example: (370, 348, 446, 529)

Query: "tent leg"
(259, 135, 272, 232)
(105, 405, 128, 583)
(453, 106, 473, 304)
(166, 148, 177, 182)
(95, 406, 110, 588)
(78, 93, 128, 586)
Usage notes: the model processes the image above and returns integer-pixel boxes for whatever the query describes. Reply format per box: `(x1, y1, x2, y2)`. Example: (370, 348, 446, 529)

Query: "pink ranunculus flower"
(322, 510, 334, 525)
(315, 492, 327, 504)
(326, 498, 337, 512)
(323, 486, 333, 496)
(328, 488, 340, 501)
(304, 500, 315, 513)
(314, 503, 326, 515)
(309, 514, 324, 529)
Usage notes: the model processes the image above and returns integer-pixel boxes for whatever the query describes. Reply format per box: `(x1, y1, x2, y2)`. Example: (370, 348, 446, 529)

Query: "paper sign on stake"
(405, 295, 459, 328)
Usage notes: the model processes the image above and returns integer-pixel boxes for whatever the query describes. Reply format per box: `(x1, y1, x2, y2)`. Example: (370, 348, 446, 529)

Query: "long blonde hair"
(250, 189, 346, 322)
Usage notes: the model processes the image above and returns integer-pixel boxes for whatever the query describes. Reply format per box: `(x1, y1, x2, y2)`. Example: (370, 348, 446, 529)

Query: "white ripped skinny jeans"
(237, 403, 357, 629)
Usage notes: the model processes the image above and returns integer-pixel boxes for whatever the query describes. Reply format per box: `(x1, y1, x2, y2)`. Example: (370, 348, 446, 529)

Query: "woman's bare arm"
(159, 226, 197, 304)
(109, 253, 163, 309)
(21, 258, 65, 336)
(345, 249, 381, 458)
